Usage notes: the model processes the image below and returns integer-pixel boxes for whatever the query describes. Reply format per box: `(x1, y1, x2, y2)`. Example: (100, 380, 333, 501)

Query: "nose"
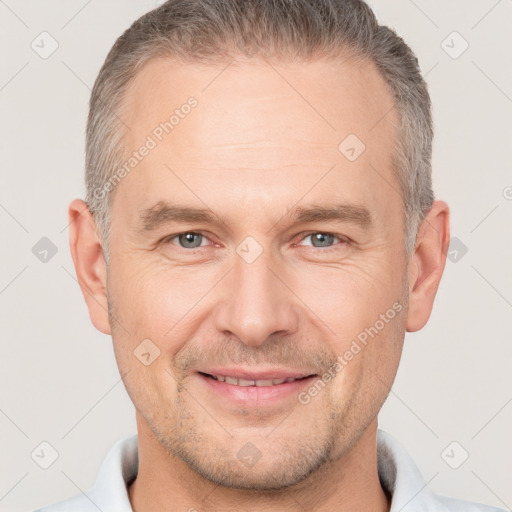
(213, 247, 300, 348)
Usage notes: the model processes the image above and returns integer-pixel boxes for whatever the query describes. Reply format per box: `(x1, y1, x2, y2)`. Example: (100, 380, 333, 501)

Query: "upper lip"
(198, 368, 316, 380)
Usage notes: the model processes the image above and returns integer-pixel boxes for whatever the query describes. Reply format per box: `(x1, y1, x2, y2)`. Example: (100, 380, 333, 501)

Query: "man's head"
(85, 0, 435, 259)
(69, 0, 449, 492)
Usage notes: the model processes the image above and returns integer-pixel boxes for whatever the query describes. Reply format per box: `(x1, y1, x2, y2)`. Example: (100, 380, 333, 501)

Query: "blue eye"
(170, 232, 206, 249)
(300, 232, 342, 248)
(301, 231, 344, 249)
(162, 231, 347, 253)
(296, 231, 350, 252)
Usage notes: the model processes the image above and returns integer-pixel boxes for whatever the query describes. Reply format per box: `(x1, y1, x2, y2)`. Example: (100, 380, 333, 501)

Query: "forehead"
(123, 55, 396, 152)
(114, 55, 400, 230)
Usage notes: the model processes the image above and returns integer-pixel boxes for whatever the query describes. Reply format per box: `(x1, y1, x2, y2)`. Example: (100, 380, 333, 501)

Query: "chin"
(186, 453, 329, 491)
(161, 429, 336, 492)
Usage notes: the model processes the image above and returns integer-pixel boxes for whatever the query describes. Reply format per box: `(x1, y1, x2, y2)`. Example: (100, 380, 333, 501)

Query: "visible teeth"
(209, 374, 302, 386)
(255, 379, 274, 387)
(237, 378, 255, 386)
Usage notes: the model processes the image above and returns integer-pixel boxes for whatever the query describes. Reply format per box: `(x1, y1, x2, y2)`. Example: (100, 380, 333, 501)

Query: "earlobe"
(68, 199, 111, 335)
(406, 200, 450, 332)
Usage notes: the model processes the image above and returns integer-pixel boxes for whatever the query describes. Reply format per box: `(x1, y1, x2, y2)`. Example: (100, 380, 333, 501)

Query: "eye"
(297, 232, 347, 249)
(161, 231, 347, 252)
(166, 232, 209, 249)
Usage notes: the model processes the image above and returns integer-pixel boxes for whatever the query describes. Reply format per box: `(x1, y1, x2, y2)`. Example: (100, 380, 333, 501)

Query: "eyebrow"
(293, 203, 372, 228)
(140, 201, 221, 231)
(139, 201, 372, 232)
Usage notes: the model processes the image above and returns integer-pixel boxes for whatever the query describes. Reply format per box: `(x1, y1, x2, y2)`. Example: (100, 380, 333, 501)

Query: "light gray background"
(1, 1, 511, 511)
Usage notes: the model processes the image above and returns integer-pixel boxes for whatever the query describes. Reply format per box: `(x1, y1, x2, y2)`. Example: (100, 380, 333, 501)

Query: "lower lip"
(198, 373, 317, 405)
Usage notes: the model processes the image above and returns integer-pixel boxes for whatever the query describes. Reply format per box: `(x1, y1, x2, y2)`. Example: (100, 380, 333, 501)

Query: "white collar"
(36, 429, 504, 511)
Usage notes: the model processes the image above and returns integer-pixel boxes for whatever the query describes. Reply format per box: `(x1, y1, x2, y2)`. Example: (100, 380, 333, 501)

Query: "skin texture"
(69, 56, 450, 511)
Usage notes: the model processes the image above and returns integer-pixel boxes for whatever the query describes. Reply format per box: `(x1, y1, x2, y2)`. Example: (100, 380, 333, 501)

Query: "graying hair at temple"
(85, 0, 434, 261)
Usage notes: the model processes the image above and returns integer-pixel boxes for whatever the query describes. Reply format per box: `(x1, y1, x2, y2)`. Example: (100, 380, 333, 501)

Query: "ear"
(406, 200, 450, 332)
(68, 199, 111, 335)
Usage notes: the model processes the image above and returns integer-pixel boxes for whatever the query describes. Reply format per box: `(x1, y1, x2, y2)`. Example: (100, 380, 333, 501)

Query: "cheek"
(288, 258, 403, 345)
(326, 303, 405, 423)
(107, 258, 224, 403)
(106, 260, 186, 415)
(109, 256, 213, 338)
(293, 260, 406, 396)
(108, 243, 406, 359)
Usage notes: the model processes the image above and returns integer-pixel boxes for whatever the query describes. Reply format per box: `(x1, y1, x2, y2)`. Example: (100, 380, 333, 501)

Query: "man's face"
(107, 56, 409, 489)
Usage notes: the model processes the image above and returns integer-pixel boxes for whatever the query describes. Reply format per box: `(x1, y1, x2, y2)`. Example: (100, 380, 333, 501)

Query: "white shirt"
(33, 430, 505, 511)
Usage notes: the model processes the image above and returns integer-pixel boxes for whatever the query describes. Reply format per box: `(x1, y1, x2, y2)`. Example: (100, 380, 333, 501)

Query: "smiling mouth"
(198, 372, 316, 387)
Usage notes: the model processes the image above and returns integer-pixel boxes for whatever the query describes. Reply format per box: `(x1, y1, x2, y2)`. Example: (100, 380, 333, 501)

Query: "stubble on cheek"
(104, 268, 409, 491)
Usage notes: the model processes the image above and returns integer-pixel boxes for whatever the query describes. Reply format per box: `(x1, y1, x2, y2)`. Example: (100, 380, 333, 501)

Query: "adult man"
(35, 0, 504, 510)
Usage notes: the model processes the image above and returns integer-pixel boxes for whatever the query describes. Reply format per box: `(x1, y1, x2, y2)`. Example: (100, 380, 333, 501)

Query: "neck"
(128, 415, 390, 512)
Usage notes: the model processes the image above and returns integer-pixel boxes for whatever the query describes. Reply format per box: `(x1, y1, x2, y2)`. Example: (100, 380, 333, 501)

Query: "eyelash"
(162, 231, 349, 252)
(295, 231, 349, 250)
